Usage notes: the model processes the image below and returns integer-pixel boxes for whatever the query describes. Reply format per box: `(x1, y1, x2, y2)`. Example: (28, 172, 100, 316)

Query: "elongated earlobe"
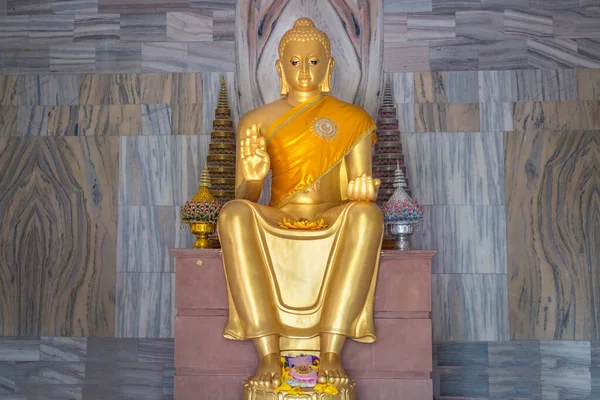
(276, 60, 290, 96)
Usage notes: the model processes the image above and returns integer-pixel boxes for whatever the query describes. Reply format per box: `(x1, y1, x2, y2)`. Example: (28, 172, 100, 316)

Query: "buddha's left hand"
(347, 174, 381, 202)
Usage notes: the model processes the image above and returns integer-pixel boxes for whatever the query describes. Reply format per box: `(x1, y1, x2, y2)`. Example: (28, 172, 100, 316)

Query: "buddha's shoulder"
(325, 96, 372, 118)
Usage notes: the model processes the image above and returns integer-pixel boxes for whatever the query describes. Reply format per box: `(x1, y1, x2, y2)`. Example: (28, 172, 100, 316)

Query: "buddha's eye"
(310, 59, 319, 65)
(290, 60, 300, 66)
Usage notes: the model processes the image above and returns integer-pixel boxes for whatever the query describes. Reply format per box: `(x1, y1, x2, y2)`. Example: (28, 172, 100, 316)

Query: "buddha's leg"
(318, 202, 384, 384)
(218, 200, 286, 388)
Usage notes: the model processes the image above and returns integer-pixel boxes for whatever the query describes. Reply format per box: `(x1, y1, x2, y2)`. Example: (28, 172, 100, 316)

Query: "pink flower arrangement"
(382, 199, 425, 223)
(180, 200, 223, 223)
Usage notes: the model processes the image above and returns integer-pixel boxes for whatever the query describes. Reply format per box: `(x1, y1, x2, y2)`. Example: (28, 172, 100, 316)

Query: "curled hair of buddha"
(278, 18, 331, 58)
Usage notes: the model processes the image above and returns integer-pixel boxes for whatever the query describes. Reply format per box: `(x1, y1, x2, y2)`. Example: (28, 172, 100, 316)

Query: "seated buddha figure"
(218, 18, 383, 390)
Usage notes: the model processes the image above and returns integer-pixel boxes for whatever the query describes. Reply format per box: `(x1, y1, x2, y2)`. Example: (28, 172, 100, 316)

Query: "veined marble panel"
(53, 0, 98, 14)
(116, 272, 175, 338)
(0, 137, 117, 336)
(383, 13, 408, 43)
(140, 104, 171, 135)
(28, 15, 74, 45)
(480, 101, 513, 131)
(17, 75, 79, 106)
(407, 13, 456, 41)
(0, 106, 18, 136)
(507, 130, 600, 340)
(414, 71, 446, 103)
(479, 39, 528, 70)
(79, 73, 141, 105)
(172, 104, 202, 135)
(578, 38, 600, 64)
(384, 0, 432, 12)
(98, 0, 188, 13)
(142, 42, 188, 73)
(0, 76, 18, 105)
(172, 72, 203, 104)
(16, 106, 49, 136)
(432, 274, 509, 341)
(47, 105, 78, 136)
(40, 337, 87, 362)
(118, 135, 209, 206)
(213, 9, 234, 42)
(74, 14, 120, 43)
(540, 341, 592, 399)
(528, 38, 600, 69)
(7, 0, 52, 15)
(167, 12, 213, 42)
(388, 72, 415, 104)
(0, 16, 28, 46)
(0, 339, 40, 361)
(554, 9, 600, 39)
(140, 73, 173, 104)
(445, 70, 479, 103)
(384, 41, 430, 72)
(505, 9, 553, 39)
(50, 44, 95, 74)
(95, 43, 142, 73)
(432, 0, 482, 11)
(415, 103, 480, 132)
(430, 39, 480, 71)
(78, 105, 140, 135)
(187, 41, 235, 72)
(456, 10, 505, 41)
(578, 68, 600, 99)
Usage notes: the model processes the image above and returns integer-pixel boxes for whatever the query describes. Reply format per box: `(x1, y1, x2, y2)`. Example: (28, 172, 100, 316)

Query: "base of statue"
(243, 382, 356, 400)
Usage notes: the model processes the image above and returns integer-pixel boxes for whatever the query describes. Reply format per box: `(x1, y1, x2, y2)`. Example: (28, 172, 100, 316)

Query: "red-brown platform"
(171, 249, 436, 400)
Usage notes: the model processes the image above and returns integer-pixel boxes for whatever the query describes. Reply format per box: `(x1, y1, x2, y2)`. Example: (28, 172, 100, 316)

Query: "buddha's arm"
(234, 115, 266, 202)
(344, 135, 373, 179)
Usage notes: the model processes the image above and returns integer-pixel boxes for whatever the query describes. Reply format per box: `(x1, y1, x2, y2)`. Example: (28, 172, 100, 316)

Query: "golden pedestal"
(243, 382, 356, 400)
(189, 222, 215, 249)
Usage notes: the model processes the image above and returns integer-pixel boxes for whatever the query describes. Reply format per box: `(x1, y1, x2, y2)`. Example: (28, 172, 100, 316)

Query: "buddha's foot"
(318, 352, 349, 386)
(250, 353, 281, 388)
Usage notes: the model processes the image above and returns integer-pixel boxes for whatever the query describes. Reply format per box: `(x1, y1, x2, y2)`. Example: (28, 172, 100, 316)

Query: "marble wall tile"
(384, 0, 433, 12)
(74, 14, 120, 43)
(554, 9, 600, 39)
(142, 42, 188, 73)
(430, 39, 479, 71)
(512, 69, 579, 101)
(434, 342, 489, 397)
(95, 43, 142, 73)
(0, 76, 18, 105)
(0, 0, 5, 15)
(0, 362, 16, 393)
(456, 10, 505, 41)
(15, 362, 85, 385)
(80, 73, 141, 105)
(50, 44, 95, 73)
(383, 13, 408, 43)
(432, 274, 509, 341)
(0, 106, 18, 136)
(384, 41, 430, 72)
(432, 0, 482, 11)
(84, 362, 163, 398)
(140, 73, 173, 104)
(396, 102, 416, 132)
(140, 104, 171, 135)
(0, 339, 40, 362)
(98, 0, 188, 13)
(505, 9, 553, 39)
(578, 38, 600, 64)
(479, 39, 529, 70)
(202, 71, 236, 134)
(528, 38, 600, 69)
(578, 68, 600, 99)
(403, 131, 504, 205)
(513, 101, 600, 130)
(171, 103, 202, 135)
(28, 15, 74, 45)
(479, 70, 517, 102)
(163, 363, 174, 396)
(116, 272, 175, 338)
(17, 75, 80, 106)
(411, 206, 444, 272)
(480, 101, 513, 131)
(414, 71, 446, 103)
(40, 338, 87, 362)
(78, 105, 140, 135)
(213, 9, 234, 41)
(415, 103, 480, 132)
(488, 342, 542, 399)
(137, 339, 174, 363)
(540, 341, 592, 399)
(530, 0, 581, 8)
(187, 41, 235, 72)
(507, 130, 600, 340)
(118, 135, 209, 206)
(389, 72, 415, 103)
(7, 0, 52, 15)
(86, 337, 138, 362)
(15, 383, 84, 398)
(172, 72, 203, 104)
(116, 206, 193, 273)
(167, 12, 212, 42)
(189, 0, 235, 10)
(120, 13, 167, 42)
(445, 70, 479, 102)
(47, 105, 78, 136)
(53, 0, 98, 14)
(0, 16, 28, 46)
(407, 13, 456, 41)
(14, 47, 50, 74)
(17, 106, 48, 136)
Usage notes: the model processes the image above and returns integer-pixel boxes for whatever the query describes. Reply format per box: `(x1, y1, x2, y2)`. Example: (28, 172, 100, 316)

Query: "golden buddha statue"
(218, 18, 383, 393)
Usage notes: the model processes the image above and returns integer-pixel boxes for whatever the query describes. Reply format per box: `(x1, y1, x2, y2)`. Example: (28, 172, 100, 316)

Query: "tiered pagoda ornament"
(373, 81, 411, 203)
(206, 77, 236, 203)
(180, 165, 223, 249)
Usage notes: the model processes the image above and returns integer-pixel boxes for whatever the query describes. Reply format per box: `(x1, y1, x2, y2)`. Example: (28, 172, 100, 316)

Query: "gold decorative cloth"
(266, 95, 377, 208)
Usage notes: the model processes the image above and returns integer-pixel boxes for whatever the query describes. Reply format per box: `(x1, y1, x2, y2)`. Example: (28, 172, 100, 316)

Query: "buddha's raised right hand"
(240, 123, 270, 182)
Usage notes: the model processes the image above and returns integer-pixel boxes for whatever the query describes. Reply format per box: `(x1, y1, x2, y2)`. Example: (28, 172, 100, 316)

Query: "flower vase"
(387, 221, 415, 251)
(189, 222, 216, 249)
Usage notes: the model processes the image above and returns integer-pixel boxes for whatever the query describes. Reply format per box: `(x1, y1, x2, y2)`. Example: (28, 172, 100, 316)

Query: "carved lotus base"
(243, 381, 356, 400)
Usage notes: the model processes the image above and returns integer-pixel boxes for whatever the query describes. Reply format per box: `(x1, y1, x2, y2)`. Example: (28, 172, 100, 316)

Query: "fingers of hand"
(347, 179, 356, 199)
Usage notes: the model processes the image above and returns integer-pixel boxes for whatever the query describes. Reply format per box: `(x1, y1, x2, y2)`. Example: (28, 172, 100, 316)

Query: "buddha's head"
(276, 18, 334, 96)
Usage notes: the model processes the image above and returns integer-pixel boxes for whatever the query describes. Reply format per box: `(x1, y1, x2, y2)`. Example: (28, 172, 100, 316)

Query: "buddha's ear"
(321, 57, 335, 94)
(275, 59, 290, 96)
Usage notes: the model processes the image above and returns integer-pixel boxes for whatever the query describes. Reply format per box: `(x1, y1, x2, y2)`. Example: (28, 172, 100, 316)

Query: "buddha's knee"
(218, 200, 256, 236)
(346, 202, 384, 230)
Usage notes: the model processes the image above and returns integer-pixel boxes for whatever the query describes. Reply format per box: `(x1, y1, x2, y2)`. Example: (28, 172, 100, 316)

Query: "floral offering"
(274, 354, 339, 396)
(180, 200, 223, 224)
(382, 199, 425, 223)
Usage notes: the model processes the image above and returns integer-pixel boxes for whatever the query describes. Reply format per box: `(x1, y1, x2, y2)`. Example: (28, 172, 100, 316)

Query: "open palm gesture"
(240, 123, 270, 182)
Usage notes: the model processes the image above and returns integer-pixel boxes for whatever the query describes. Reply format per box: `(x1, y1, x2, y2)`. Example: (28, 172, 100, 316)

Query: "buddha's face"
(279, 40, 331, 93)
